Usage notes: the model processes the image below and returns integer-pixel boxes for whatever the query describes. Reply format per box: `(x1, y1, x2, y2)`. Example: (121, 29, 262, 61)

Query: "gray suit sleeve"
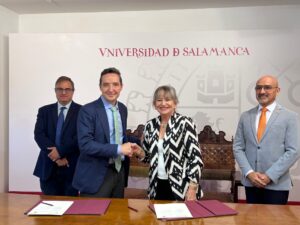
(233, 113, 253, 176)
(265, 112, 300, 184)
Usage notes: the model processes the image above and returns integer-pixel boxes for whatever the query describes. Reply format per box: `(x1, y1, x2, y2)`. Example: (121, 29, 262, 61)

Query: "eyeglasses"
(255, 85, 277, 91)
(55, 88, 74, 94)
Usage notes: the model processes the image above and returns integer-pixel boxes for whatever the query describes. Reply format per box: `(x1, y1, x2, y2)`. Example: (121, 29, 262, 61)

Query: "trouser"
(80, 164, 125, 198)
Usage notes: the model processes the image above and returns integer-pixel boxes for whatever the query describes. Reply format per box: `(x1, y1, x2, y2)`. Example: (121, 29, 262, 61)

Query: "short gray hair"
(152, 85, 179, 106)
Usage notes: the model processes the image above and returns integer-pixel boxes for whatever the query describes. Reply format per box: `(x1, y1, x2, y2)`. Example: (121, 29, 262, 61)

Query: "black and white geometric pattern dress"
(142, 112, 203, 200)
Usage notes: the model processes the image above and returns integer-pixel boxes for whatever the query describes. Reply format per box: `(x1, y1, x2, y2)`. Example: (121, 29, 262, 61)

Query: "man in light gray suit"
(234, 75, 300, 204)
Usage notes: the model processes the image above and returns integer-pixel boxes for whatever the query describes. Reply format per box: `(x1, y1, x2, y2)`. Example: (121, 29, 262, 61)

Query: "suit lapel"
(118, 103, 126, 137)
(260, 104, 281, 142)
(250, 106, 258, 143)
(98, 98, 110, 142)
(62, 102, 74, 132)
(52, 103, 58, 130)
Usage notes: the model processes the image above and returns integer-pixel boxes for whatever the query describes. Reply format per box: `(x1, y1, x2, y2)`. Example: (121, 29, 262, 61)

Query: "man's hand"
(121, 143, 133, 157)
(47, 147, 60, 161)
(257, 172, 271, 185)
(247, 171, 267, 188)
(56, 158, 69, 167)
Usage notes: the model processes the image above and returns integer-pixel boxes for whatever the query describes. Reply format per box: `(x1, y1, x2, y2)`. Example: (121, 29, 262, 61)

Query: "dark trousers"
(81, 164, 125, 198)
(155, 178, 175, 201)
(245, 187, 289, 205)
(40, 166, 78, 196)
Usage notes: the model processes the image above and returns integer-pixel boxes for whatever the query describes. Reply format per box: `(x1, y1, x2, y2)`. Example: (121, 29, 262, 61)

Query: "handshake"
(120, 143, 145, 159)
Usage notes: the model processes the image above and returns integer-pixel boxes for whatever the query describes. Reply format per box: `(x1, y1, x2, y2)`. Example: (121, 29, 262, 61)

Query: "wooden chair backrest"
(198, 125, 235, 171)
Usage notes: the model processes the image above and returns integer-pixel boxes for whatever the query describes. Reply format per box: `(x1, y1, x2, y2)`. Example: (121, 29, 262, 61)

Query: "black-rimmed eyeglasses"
(55, 88, 74, 94)
(255, 85, 277, 91)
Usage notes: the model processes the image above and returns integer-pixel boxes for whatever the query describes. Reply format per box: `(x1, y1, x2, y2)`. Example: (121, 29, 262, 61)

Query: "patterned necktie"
(111, 106, 122, 172)
(257, 107, 267, 142)
(55, 106, 66, 147)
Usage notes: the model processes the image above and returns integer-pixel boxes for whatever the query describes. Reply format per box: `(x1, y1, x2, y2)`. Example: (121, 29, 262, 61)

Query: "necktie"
(257, 107, 267, 142)
(55, 106, 66, 147)
(111, 106, 122, 172)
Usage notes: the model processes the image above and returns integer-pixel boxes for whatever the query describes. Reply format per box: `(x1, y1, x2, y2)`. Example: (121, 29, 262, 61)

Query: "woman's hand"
(131, 143, 145, 159)
(185, 182, 198, 201)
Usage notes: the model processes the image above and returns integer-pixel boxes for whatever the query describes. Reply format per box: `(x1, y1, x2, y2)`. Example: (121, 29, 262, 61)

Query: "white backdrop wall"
(9, 30, 300, 201)
(0, 5, 18, 193)
(3, 5, 300, 200)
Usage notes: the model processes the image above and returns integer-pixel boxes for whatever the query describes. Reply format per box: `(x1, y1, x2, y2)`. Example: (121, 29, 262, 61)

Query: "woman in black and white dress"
(133, 85, 203, 201)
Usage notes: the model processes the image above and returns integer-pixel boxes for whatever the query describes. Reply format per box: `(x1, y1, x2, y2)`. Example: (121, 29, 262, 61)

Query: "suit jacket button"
(257, 146, 260, 149)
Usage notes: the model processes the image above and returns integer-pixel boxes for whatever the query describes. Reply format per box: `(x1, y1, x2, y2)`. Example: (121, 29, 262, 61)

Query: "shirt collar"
(57, 101, 72, 110)
(258, 101, 277, 113)
(101, 95, 119, 110)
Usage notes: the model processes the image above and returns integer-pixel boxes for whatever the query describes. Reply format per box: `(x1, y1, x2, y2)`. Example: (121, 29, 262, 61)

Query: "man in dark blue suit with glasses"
(34, 76, 81, 196)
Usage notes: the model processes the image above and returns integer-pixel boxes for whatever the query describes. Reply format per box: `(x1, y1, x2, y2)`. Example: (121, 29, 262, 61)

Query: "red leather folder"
(65, 199, 111, 215)
(186, 200, 237, 218)
(25, 199, 111, 215)
(149, 200, 237, 220)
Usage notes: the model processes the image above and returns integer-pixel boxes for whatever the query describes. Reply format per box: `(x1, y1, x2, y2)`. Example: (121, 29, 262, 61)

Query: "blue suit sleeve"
(34, 107, 55, 152)
(77, 105, 118, 158)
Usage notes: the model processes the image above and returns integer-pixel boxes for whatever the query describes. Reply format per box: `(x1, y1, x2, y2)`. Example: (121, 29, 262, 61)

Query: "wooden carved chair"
(199, 125, 236, 202)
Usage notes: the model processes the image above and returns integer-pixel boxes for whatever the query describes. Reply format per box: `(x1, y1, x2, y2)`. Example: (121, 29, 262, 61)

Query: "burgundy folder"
(186, 200, 237, 217)
(149, 200, 237, 220)
(65, 199, 111, 215)
(25, 199, 111, 215)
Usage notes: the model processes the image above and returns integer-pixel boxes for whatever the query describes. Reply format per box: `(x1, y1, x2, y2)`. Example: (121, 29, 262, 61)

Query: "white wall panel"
(9, 31, 300, 201)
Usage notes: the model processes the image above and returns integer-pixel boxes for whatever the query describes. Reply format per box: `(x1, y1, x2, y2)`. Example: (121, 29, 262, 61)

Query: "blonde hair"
(152, 85, 179, 106)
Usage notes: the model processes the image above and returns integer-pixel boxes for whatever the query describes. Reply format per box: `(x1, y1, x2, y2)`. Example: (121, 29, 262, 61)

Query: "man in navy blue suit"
(72, 67, 134, 198)
(34, 76, 81, 196)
